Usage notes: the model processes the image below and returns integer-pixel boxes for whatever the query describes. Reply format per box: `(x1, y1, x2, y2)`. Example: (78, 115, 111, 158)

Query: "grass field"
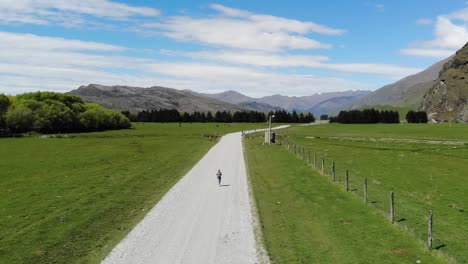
(0, 123, 266, 264)
(244, 134, 447, 263)
(276, 123, 467, 263)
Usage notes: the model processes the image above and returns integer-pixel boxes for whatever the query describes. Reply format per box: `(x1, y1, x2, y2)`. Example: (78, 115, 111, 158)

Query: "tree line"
(329, 109, 400, 124)
(405, 111, 428, 123)
(0, 92, 131, 135)
(122, 109, 315, 123)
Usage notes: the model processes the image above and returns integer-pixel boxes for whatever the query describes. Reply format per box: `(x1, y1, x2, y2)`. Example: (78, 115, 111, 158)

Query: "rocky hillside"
(349, 57, 451, 109)
(69, 84, 246, 113)
(421, 42, 468, 123)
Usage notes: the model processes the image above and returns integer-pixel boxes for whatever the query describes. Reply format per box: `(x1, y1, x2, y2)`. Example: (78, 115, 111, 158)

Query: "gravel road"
(102, 131, 267, 264)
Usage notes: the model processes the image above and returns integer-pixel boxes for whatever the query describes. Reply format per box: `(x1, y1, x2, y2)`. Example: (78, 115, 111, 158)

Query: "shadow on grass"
(435, 244, 446, 250)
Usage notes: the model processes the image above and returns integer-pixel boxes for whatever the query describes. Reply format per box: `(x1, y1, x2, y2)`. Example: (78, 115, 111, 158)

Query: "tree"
(6, 105, 35, 133)
(406, 110, 428, 123)
(0, 94, 11, 130)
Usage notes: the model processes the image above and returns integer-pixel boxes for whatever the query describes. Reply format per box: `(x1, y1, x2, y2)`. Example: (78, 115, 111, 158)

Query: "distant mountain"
(306, 95, 367, 116)
(349, 57, 451, 109)
(238, 101, 283, 112)
(421, 42, 468, 123)
(203, 90, 254, 104)
(204, 90, 371, 114)
(69, 84, 246, 113)
(69, 85, 370, 115)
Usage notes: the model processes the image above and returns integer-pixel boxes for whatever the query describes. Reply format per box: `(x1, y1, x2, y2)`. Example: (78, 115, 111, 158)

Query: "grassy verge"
(0, 123, 266, 264)
(281, 123, 468, 263)
(244, 134, 447, 263)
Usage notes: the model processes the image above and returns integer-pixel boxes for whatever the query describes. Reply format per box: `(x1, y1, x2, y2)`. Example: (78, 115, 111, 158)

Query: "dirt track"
(103, 132, 261, 264)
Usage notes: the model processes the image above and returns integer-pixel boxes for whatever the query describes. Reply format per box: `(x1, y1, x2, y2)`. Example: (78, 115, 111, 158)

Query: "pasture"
(268, 123, 467, 263)
(0, 123, 265, 263)
(244, 133, 448, 263)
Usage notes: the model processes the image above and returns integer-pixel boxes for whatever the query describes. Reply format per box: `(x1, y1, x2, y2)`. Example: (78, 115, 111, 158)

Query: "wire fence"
(275, 134, 435, 251)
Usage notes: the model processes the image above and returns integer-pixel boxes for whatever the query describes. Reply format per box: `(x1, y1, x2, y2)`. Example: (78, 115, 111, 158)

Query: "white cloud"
(0, 31, 126, 52)
(163, 50, 422, 79)
(401, 8, 468, 58)
(0, 31, 374, 97)
(0, 0, 160, 26)
(210, 4, 344, 35)
(144, 4, 344, 52)
(375, 4, 385, 11)
(416, 18, 433, 25)
(400, 48, 455, 58)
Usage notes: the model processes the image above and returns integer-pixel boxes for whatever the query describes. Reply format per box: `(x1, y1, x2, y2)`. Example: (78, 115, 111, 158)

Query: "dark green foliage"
(0, 94, 10, 114)
(330, 108, 399, 124)
(127, 109, 315, 123)
(320, 114, 328, 120)
(406, 111, 428, 123)
(2, 92, 130, 135)
(0, 94, 11, 130)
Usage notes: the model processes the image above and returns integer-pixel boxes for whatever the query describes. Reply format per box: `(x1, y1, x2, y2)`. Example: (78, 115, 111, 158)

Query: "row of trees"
(330, 109, 400, 124)
(406, 111, 428, 123)
(122, 109, 316, 123)
(0, 92, 131, 135)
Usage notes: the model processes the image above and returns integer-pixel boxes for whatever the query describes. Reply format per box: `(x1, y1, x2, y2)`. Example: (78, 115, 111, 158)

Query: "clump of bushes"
(329, 108, 400, 124)
(406, 111, 428, 123)
(0, 92, 130, 135)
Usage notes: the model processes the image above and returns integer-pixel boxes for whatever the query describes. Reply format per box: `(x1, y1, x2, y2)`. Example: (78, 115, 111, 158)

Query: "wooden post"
(428, 210, 433, 250)
(332, 162, 336, 181)
(302, 148, 305, 160)
(390, 191, 395, 224)
(321, 158, 325, 174)
(364, 177, 368, 204)
(294, 144, 296, 154)
(345, 170, 349, 191)
(314, 154, 317, 168)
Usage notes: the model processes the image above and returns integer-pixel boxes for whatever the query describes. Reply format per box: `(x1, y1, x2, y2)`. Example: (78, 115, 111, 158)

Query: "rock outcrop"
(421, 42, 468, 123)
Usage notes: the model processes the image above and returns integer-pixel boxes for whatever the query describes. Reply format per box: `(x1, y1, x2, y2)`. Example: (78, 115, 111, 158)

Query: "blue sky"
(0, 0, 467, 96)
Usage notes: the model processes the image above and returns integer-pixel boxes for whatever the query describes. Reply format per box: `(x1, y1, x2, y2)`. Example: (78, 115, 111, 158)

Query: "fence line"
(276, 134, 436, 252)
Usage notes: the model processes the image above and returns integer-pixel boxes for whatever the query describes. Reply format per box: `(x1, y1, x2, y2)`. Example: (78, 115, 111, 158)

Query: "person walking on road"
(216, 169, 222, 186)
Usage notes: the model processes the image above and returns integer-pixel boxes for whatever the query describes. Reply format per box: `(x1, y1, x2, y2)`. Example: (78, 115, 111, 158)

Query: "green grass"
(0, 123, 267, 264)
(300, 123, 468, 141)
(279, 123, 468, 263)
(244, 135, 447, 263)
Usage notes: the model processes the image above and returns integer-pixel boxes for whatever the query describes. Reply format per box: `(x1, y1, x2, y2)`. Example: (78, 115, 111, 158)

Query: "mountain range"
(348, 57, 451, 110)
(69, 85, 370, 115)
(69, 84, 247, 113)
(200, 90, 371, 115)
(69, 42, 467, 122)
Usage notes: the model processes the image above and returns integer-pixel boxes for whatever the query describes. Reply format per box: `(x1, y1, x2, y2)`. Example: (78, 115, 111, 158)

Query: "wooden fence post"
(314, 154, 317, 168)
(364, 177, 368, 204)
(332, 162, 336, 181)
(321, 158, 325, 174)
(302, 148, 305, 160)
(345, 170, 349, 191)
(428, 210, 433, 250)
(390, 191, 395, 224)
